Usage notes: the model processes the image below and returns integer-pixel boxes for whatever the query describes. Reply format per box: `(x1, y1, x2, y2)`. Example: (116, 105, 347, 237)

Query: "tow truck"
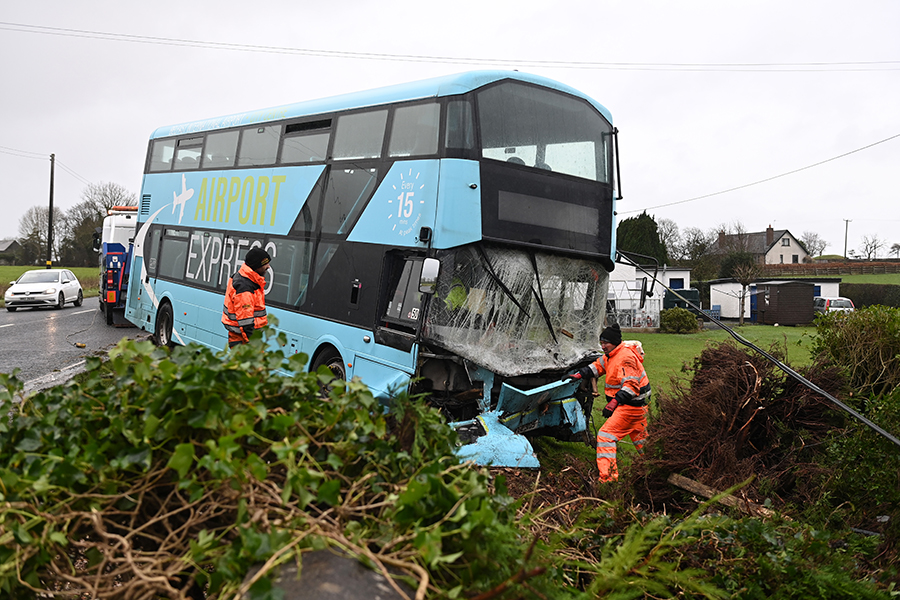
(93, 206, 137, 326)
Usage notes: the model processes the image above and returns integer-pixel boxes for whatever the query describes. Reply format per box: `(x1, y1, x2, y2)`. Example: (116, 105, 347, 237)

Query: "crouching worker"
(566, 323, 650, 483)
(222, 247, 271, 348)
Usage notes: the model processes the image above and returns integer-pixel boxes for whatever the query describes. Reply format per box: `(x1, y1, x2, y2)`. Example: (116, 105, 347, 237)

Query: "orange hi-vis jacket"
(222, 263, 268, 345)
(585, 341, 651, 406)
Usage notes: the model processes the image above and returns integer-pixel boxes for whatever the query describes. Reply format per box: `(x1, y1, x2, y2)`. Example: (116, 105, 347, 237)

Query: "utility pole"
(843, 219, 851, 260)
(47, 153, 55, 269)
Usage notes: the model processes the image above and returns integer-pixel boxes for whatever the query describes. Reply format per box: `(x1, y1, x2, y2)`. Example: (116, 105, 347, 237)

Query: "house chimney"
(766, 224, 774, 246)
(718, 230, 725, 247)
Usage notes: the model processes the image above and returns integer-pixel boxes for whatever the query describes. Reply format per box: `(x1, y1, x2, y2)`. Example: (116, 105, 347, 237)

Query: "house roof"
(715, 228, 808, 255)
(0, 239, 20, 253)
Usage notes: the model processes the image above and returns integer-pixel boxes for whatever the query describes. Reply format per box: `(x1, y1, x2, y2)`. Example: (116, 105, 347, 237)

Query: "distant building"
(709, 277, 841, 321)
(607, 262, 692, 328)
(715, 225, 809, 265)
(0, 239, 21, 266)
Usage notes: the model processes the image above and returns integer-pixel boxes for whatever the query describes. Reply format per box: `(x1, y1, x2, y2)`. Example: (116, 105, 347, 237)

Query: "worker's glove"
(602, 399, 618, 418)
(562, 372, 582, 381)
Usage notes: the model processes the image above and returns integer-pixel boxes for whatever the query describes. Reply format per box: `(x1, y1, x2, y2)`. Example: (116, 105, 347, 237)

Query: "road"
(0, 296, 149, 393)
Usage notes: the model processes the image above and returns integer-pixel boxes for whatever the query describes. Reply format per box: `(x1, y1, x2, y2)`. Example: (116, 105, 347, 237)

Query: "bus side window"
(148, 139, 175, 172)
(389, 102, 440, 157)
(445, 99, 475, 151)
(203, 130, 239, 169)
(332, 110, 388, 160)
(238, 125, 281, 167)
(281, 119, 331, 164)
(266, 237, 313, 308)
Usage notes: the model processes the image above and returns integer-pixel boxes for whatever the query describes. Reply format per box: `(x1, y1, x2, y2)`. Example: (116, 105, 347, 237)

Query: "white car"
(813, 296, 855, 315)
(4, 269, 83, 312)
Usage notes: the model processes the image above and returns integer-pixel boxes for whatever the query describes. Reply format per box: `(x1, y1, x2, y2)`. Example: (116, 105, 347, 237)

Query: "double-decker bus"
(125, 70, 618, 467)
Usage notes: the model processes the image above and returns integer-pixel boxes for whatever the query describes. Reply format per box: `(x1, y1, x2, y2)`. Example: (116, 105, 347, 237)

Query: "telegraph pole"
(47, 153, 55, 269)
(843, 219, 851, 260)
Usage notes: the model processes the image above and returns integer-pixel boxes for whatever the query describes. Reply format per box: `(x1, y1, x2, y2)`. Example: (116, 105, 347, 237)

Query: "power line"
(620, 132, 900, 215)
(2, 21, 900, 72)
(0, 145, 92, 186)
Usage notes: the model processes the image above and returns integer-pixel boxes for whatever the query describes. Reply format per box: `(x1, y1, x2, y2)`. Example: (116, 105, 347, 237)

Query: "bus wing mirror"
(419, 258, 440, 294)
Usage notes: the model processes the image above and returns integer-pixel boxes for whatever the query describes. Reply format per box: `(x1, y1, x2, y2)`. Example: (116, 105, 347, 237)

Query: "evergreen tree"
(616, 211, 668, 265)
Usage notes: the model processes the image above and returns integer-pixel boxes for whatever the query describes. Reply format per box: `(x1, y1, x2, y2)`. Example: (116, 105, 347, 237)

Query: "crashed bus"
(124, 71, 619, 467)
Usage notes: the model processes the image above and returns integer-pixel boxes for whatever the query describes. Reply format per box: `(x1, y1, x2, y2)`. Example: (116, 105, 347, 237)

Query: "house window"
(781, 238, 790, 246)
(792, 255, 799, 263)
(670, 278, 684, 289)
(779, 255, 784, 264)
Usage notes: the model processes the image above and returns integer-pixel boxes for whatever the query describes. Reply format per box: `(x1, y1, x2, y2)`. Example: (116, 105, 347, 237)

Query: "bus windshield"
(478, 81, 612, 183)
(424, 245, 608, 377)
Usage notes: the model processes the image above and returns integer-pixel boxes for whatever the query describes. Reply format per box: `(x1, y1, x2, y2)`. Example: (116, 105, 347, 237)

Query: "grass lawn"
(0, 265, 99, 307)
(627, 323, 817, 397)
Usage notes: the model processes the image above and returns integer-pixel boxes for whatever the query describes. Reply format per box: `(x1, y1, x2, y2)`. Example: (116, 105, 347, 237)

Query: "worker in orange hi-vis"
(564, 323, 650, 483)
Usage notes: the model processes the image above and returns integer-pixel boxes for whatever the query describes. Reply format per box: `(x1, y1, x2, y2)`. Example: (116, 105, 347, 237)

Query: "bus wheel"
(154, 303, 175, 348)
(311, 348, 346, 380)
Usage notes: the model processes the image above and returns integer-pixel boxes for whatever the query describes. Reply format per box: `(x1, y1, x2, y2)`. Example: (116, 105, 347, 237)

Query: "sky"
(1, 0, 898, 259)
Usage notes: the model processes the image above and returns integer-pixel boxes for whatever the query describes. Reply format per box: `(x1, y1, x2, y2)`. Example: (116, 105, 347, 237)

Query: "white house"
(715, 225, 810, 265)
(606, 262, 691, 328)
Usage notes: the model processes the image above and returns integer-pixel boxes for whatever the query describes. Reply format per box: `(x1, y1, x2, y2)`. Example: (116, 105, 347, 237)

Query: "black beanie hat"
(600, 323, 622, 346)
(244, 247, 271, 270)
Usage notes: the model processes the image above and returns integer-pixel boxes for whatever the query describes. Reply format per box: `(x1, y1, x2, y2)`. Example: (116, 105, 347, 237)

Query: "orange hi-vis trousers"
(596, 404, 648, 482)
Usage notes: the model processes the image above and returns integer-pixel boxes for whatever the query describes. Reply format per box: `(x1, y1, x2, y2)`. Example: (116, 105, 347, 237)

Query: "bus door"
(357, 255, 429, 400)
(126, 223, 163, 330)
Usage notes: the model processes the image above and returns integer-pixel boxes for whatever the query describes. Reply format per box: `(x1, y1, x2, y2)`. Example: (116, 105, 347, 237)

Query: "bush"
(659, 307, 702, 333)
(811, 305, 900, 399)
(841, 283, 900, 309)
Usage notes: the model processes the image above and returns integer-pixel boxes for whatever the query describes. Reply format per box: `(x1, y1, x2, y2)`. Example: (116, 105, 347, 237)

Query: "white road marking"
(72, 309, 94, 315)
(0, 324, 12, 328)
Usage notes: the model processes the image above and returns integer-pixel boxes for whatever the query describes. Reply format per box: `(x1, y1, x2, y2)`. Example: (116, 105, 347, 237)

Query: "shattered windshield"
(422, 245, 609, 377)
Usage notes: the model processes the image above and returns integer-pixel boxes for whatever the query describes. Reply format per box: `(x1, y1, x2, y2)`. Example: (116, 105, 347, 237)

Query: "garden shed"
(756, 281, 815, 325)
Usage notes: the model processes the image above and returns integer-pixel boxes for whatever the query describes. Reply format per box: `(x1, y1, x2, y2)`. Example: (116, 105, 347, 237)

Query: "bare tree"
(719, 220, 752, 254)
(17, 205, 65, 265)
(59, 182, 138, 267)
(891, 242, 900, 259)
(656, 218, 681, 262)
(81, 181, 137, 212)
(800, 231, 828, 258)
(859, 235, 884, 261)
(732, 262, 760, 326)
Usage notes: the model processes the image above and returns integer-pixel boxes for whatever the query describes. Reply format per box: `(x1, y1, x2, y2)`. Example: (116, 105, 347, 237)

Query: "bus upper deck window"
(148, 139, 175, 172)
(281, 120, 332, 164)
(389, 102, 440, 157)
(174, 136, 203, 171)
(445, 100, 474, 150)
(238, 125, 282, 167)
(332, 110, 388, 161)
(203, 130, 239, 169)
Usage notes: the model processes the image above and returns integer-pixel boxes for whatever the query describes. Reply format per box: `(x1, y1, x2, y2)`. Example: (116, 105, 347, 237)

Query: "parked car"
(4, 269, 83, 312)
(813, 296, 855, 314)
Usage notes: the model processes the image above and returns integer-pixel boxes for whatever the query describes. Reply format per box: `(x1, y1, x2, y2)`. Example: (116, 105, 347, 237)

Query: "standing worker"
(222, 247, 271, 347)
(567, 323, 650, 483)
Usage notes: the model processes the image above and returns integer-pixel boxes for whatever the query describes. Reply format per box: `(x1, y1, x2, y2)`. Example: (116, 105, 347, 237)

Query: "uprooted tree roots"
(629, 340, 848, 511)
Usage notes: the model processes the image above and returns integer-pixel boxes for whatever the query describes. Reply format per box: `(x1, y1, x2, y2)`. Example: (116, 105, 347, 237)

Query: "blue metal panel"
(140, 166, 325, 235)
(152, 71, 613, 139)
(455, 412, 540, 469)
(346, 160, 439, 247)
(433, 160, 482, 249)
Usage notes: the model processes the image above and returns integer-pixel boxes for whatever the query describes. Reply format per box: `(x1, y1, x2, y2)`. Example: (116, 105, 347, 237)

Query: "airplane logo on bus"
(172, 174, 194, 224)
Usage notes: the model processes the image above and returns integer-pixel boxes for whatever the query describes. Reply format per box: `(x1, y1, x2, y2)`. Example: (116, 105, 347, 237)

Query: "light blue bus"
(125, 70, 618, 467)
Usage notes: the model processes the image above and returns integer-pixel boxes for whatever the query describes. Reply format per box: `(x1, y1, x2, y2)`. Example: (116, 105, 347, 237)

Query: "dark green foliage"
(841, 283, 900, 309)
(659, 307, 701, 333)
(616, 211, 668, 266)
(811, 305, 900, 398)
(0, 332, 539, 598)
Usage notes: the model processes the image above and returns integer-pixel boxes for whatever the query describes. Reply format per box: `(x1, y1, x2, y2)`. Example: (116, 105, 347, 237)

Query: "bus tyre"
(311, 348, 346, 380)
(154, 303, 175, 348)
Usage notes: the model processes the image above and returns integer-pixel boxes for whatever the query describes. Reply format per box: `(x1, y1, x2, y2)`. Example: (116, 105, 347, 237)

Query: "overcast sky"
(2, 0, 898, 259)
